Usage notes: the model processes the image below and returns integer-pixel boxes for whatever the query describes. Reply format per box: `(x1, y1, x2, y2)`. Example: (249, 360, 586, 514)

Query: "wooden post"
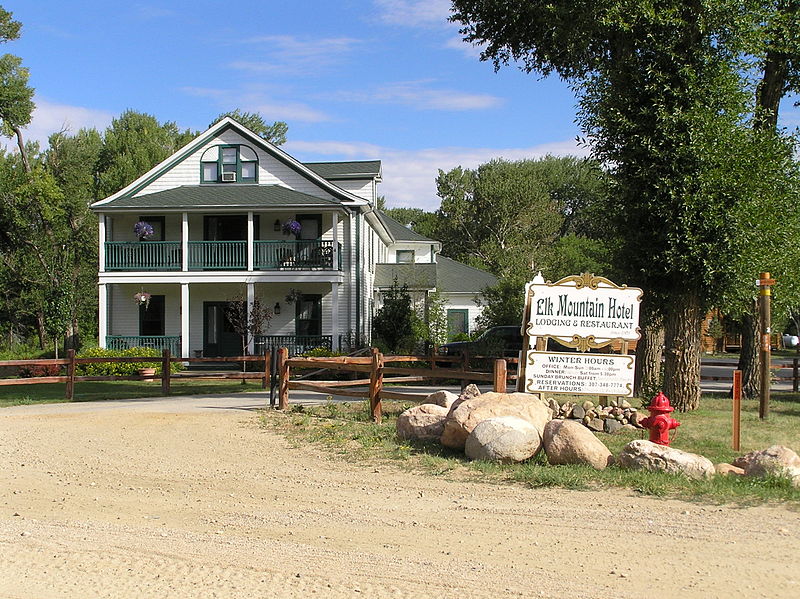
(270, 350, 278, 408)
(793, 358, 798, 393)
(759, 272, 775, 420)
(493, 359, 507, 393)
(732, 369, 742, 451)
(65, 349, 76, 400)
(460, 350, 470, 391)
(369, 347, 383, 423)
(161, 349, 171, 395)
(277, 347, 289, 410)
(429, 345, 437, 384)
(262, 350, 271, 390)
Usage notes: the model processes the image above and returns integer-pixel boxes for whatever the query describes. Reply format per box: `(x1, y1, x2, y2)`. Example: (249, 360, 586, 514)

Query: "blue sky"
(3, 0, 585, 210)
(5, 1, 798, 210)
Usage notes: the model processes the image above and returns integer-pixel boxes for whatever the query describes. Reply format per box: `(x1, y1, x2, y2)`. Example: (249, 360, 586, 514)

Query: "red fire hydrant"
(640, 392, 680, 446)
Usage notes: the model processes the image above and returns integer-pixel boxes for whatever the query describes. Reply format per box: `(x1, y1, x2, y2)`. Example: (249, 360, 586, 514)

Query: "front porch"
(99, 281, 348, 358)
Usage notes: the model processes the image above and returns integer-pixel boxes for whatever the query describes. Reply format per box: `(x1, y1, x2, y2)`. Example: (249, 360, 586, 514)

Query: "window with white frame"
(200, 144, 258, 183)
(396, 249, 415, 263)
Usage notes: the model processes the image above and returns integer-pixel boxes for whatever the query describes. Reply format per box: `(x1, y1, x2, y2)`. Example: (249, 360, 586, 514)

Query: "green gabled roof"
(94, 185, 343, 210)
(376, 211, 437, 243)
(434, 256, 497, 293)
(374, 257, 497, 294)
(374, 263, 437, 290)
(304, 160, 381, 180)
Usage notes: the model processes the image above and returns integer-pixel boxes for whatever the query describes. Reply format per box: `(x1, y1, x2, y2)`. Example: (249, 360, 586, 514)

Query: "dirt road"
(1, 400, 798, 598)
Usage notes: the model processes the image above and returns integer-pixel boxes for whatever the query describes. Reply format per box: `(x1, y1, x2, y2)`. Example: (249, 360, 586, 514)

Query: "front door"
(203, 302, 241, 357)
(204, 215, 248, 241)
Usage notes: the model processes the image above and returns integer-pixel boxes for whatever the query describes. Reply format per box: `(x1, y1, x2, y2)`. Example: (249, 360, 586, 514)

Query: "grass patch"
(261, 394, 800, 505)
(0, 380, 265, 408)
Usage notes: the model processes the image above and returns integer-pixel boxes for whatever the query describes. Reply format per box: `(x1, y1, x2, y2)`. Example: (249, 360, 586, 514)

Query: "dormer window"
(201, 144, 258, 183)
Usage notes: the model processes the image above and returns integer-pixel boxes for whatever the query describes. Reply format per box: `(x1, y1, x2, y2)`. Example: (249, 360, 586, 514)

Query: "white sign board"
(524, 351, 635, 397)
(525, 275, 642, 343)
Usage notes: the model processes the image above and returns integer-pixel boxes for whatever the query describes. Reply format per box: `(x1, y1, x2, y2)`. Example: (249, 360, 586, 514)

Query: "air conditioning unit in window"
(222, 172, 237, 182)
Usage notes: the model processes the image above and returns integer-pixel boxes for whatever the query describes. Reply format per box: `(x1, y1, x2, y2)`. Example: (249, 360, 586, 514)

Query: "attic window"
(396, 250, 415, 264)
(201, 144, 258, 183)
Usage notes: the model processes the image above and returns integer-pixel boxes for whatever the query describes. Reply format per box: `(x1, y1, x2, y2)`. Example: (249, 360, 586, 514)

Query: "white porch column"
(331, 211, 339, 270)
(181, 212, 188, 272)
(181, 283, 190, 358)
(247, 282, 255, 354)
(331, 282, 339, 350)
(98, 215, 106, 272)
(98, 283, 108, 347)
(247, 211, 254, 271)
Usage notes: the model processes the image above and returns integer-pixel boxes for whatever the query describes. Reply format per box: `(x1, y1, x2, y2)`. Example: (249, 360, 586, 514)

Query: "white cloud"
(332, 80, 503, 111)
(180, 86, 330, 123)
(1, 97, 114, 151)
(286, 138, 591, 211)
(374, 0, 453, 27)
(231, 35, 361, 74)
(445, 35, 485, 59)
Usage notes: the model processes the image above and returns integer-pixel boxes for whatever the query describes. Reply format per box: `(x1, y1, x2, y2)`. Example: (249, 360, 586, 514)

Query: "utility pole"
(759, 272, 775, 420)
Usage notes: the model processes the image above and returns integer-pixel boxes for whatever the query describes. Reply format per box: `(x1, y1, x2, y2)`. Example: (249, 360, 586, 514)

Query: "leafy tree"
(0, 6, 34, 171)
(372, 280, 418, 352)
(451, 0, 800, 410)
(382, 206, 440, 240)
(209, 109, 288, 145)
(96, 110, 195, 196)
(425, 290, 448, 346)
(225, 294, 273, 357)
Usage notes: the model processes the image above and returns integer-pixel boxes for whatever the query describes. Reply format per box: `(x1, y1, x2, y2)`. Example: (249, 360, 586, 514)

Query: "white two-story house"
(91, 117, 495, 357)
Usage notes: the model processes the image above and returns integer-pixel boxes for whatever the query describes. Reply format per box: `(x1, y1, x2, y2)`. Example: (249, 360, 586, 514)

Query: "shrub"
(18, 364, 62, 378)
(301, 347, 346, 358)
(76, 347, 183, 377)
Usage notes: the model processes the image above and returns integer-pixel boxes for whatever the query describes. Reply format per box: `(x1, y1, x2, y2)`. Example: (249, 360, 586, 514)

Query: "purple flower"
(282, 220, 302, 236)
(134, 221, 154, 240)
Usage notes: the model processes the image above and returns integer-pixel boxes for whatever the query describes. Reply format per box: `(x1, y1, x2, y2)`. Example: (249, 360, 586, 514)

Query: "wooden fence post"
(493, 359, 507, 393)
(65, 349, 76, 400)
(460, 350, 470, 391)
(278, 347, 289, 410)
(263, 350, 271, 390)
(793, 358, 798, 393)
(161, 349, 171, 395)
(732, 369, 742, 451)
(429, 345, 437, 384)
(369, 347, 383, 423)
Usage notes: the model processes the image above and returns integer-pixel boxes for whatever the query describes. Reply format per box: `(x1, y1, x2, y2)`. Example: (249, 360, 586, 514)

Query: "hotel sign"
(525, 273, 642, 349)
(524, 351, 635, 397)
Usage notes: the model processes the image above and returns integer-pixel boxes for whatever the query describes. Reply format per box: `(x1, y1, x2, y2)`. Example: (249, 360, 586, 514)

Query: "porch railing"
(254, 240, 339, 270)
(188, 241, 247, 270)
(254, 335, 332, 356)
(105, 241, 181, 271)
(106, 335, 181, 354)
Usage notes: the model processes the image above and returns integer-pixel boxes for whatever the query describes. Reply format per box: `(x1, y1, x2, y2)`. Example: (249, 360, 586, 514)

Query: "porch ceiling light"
(273, 219, 281, 232)
(274, 302, 281, 315)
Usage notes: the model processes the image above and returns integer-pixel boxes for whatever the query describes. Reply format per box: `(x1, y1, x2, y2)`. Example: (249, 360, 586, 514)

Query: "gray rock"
(734, 445, 800, 486)
(543, 419, 613, 470)
(547, 398, 560, 417)
(465, 416, 542, 463)
(425, 390, 459, 409)
(587, 418, 604, 432)
(570, 405, 586, 420)
(604, 419, 622, 434)
(617, 440, 715, 480)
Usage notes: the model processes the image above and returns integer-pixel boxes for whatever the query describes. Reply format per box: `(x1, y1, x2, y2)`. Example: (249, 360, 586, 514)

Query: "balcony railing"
(106, 335, 181, 354)
(254, 240, 339, 270)
(254, 335, 332, 357)
(105, 241, 181, 271)
(104, 240, 341, 271)
(188, 241, 246, 270)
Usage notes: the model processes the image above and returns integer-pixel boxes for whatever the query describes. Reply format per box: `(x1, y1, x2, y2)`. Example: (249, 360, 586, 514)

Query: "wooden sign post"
(759, 272, 775, 420)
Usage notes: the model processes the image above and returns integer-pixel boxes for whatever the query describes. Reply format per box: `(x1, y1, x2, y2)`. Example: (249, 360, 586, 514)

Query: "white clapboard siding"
(108, 283, 181, 337)
(335, 179, 374, 202)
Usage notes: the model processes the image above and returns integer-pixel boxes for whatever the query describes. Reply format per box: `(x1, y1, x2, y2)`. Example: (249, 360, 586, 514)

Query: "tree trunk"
(36, 312, 46, 350)
(663, 293, 703, 411)
(12, 126, 31, 173)
(738, 310, 761, 400)
(634, 303, 664, 399)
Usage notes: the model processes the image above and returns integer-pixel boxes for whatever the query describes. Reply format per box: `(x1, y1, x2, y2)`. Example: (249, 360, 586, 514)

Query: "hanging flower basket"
(134, 221, 154, 241)
(282, 220, 302, 236)
(134, 291, 151, 309)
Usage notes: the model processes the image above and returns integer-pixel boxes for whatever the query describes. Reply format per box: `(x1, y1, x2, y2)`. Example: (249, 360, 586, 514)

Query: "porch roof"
(93, 185, 343, 210)
(374, 257, 497, 293)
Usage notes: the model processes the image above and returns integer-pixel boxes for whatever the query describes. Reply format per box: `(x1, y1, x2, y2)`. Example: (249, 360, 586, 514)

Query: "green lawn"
(0, 380, 265, 408)
(262, 393, 800, 505)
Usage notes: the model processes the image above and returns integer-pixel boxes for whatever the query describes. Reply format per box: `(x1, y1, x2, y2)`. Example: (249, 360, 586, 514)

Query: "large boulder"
(465, 416, 542, 463)
(396, 404, 449, 442)
(543, 420, 613, 470)
(441, 392, 551, 450)
(733, 445, 800, 486)
(447, 384, 483, 414)
(425, 390, 459, 409)
(616, 440, 715, 480)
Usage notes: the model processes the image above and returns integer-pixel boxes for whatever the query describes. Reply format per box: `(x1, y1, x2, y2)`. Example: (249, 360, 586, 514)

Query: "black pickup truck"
(439, 326, 524, 357)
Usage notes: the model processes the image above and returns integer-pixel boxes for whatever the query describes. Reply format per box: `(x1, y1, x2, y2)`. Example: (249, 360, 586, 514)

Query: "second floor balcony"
(104, 239, 342, 272)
